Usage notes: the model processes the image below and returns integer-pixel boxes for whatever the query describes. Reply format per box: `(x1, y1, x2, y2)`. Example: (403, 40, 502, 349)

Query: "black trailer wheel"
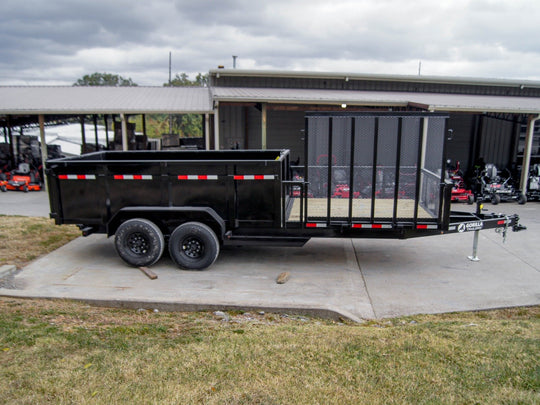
(517, 194, 527, 205)
(115, 218, 165, 267)
(23, 185, 28, 193)
(0, 185, 6, 192)
(467, 194, 474, 205)
(168, 222, 220, 270)
(491, 194, 500, 205)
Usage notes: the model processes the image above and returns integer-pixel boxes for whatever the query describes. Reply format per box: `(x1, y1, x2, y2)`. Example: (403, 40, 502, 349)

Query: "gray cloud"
(1, 0, 539, 85)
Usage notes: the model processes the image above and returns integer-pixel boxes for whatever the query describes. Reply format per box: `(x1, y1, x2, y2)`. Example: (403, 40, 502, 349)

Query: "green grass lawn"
(0, 298, 538, 404)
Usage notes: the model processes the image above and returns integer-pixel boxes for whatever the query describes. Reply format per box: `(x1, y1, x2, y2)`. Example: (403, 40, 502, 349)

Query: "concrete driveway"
(1, 191, 539, 321)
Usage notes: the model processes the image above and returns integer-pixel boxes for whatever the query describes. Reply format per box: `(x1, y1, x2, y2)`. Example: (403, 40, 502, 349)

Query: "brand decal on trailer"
(458, 221, 484, 232)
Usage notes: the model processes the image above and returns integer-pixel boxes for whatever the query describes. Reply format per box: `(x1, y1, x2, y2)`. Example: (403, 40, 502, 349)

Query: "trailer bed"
(287, 198, 434, 222)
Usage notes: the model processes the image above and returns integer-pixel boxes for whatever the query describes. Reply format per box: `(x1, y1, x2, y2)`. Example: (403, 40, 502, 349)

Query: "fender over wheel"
(168, 222, 220, 270)
(115, 218, 165, 267)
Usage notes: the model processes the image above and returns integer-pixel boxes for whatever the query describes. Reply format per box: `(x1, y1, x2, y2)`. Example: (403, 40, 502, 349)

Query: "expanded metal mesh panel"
(396, 117, 421, 218)
(420, 117, 446, 217)
(331, 117, 352, 217)
(352, 117, 375, 218)
(307, 117, 329, 199)
(304, 113, 446, 222)
(374, 117, 398, 218)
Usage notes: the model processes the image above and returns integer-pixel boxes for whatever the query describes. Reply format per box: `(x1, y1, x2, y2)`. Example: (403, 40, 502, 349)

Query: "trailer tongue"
(46, 112, 525, 270)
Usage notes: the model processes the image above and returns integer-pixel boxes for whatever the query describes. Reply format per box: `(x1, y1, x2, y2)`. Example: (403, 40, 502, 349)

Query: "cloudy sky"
(1, 0, 540, 86)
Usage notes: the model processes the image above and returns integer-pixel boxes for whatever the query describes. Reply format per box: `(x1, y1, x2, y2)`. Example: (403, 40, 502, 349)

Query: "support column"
(38, 115, 48, 191)
(261, 103, 267, 150)
(93, 115, 99, 149)
(7, 116, 15, 169)
(80, 116, 86, 151)
(104, 115, 110, 149)
(120, 113, 128, 151)
(519, 114, 540, 193)
(205, 114, 210, 151)
(213, 103, 220, 150)
(142, 114, 147, 137)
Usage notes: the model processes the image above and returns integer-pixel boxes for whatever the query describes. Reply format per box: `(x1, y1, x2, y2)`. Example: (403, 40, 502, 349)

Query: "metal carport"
(0, 86, 214, 188)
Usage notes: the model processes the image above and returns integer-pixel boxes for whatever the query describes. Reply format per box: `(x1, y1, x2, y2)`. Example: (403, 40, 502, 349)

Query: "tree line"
(74, 72, 208, 139)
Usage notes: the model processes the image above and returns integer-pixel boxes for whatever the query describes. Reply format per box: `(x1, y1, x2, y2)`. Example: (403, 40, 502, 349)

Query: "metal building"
(1, 69, 540, 191)
(209, 69, 540, 190)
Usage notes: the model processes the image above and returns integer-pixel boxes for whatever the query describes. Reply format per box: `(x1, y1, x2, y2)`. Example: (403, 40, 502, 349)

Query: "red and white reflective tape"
(306, 223, 327, 228)
(352, 223, 392, 229)
(58, 174, 96, 180)
(234, 175, 275, 180)
(178, 175, 218, 180)
(416, 224, 438, 230)
(113, 175, 153, 180)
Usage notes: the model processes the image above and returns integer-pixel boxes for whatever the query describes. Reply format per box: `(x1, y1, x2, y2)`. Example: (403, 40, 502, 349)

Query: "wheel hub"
(127, 232, 149, 255)
(182, 237, 204, 258)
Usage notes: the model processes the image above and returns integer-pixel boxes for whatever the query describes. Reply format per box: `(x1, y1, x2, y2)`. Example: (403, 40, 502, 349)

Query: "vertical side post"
(326, 117, 333, 224)
(370, 117, 379, 222)
(392, 117, 403, 222)
(348, 117, 356, 223)
(413, 117, 426, 223)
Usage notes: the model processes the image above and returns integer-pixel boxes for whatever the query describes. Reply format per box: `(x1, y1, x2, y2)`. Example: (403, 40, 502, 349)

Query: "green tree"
(74, 73, 137, 86)
(161, 72, 208, 138)
(164, 72, 208, 87)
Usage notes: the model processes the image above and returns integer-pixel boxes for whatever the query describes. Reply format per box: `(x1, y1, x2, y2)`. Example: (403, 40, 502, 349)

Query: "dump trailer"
(46, 112, 524, 270)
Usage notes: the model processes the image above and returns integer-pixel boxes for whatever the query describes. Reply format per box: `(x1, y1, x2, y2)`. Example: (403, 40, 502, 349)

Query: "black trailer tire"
(517, 194, 527, 205)
(467, 194, 474, 205)
(168, 222, 220, 270)
(23, 185, 28, 193)
(491, 194, 500, 205)
(115, 218, 165, 267)
(0, 185, 6, 192)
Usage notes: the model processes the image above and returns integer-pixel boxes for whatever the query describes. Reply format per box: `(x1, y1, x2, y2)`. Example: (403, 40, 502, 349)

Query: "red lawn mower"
(446, 160, 474, 204)
(5, 163, 42, 192)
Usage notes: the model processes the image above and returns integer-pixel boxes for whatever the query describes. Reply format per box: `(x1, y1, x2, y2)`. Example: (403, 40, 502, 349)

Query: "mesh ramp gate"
(286, 112, 448, 227)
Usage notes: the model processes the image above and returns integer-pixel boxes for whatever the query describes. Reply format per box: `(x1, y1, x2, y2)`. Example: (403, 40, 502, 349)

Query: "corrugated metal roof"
(209, 68, 540, 89)
(2, 83, 540, 116)
(0, 86, 213, 115)
(212, 87, 540, 114)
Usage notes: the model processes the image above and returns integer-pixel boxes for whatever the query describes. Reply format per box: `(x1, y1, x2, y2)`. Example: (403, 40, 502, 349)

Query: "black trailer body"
(46, 112, 523, 270)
